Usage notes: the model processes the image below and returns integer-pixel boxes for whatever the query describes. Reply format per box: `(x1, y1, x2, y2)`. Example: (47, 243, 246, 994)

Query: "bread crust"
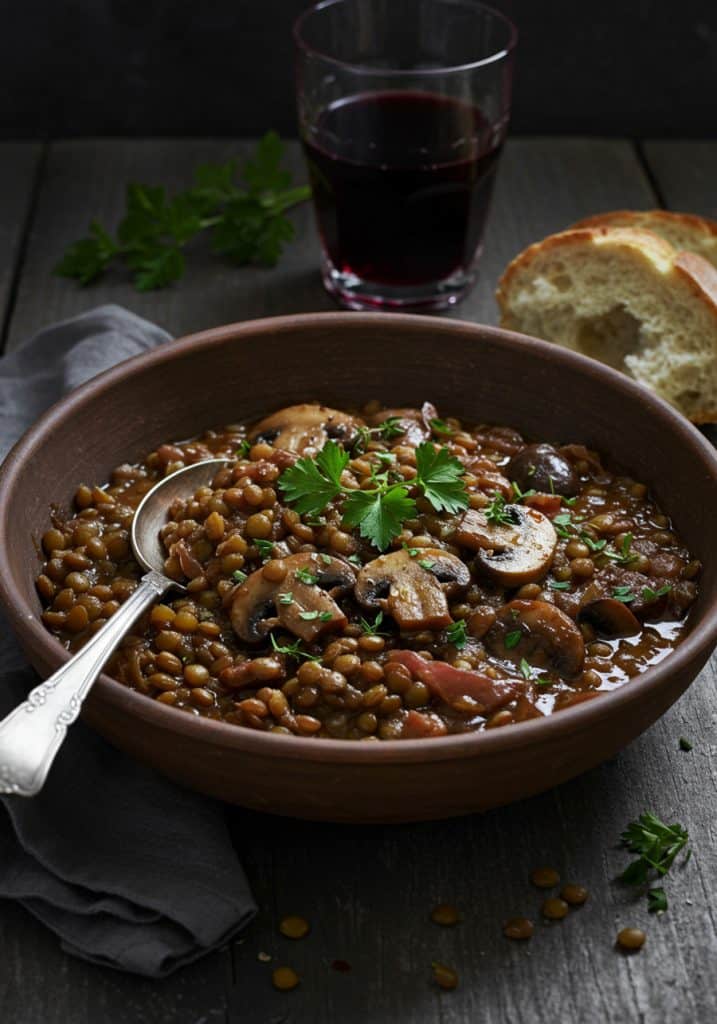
(496, 227, 717, 424)
(572, 209, 717, 241)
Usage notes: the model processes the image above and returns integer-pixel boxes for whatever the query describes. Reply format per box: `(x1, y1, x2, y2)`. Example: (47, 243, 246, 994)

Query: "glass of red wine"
(294, 0, 517, 311)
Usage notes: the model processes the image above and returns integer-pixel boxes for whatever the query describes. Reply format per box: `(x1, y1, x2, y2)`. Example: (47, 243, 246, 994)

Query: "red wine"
(302, 91, 503, 288)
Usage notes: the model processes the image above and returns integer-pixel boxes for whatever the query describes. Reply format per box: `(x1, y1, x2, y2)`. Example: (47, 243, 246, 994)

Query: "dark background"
(2, 0, 716, 140)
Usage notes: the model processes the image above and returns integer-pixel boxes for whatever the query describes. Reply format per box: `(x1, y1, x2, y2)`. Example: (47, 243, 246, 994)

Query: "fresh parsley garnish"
(647, 888, 668, 914)
(295, 568, 319, 585)
(279, 440, 468, 551)
(278, 592, 293, 605)
(269, 634, 320, 661)
(347, 554, 362, 566)
(548, 580, 571, 591)
(643, 584, 672, 602)
(446, 620, 468, 650)
(484, 492, 513, 526)
(320, 553, 332, 564)
(552, 512, 574, 539)
(358, 611, 388, 636)
(580, 533, 607, 553)
(418, 558, 435, 570)
(519, 658, 532, 680)
(352, 417, 405, 453)
(402, 542, 419, 557)
(504, 630, 522, 650)
(254, 539, 274, 561)
(429, 417, 454, 436)
(232, 569, 248, 584)
(298, 610, 333, 622)
(55, 133, 310, 290)
(612, 586, 636, 604)
(604, 532, 638, 566)
(511, 481, 537, 503)
(620, 812, 690, 890)
(235, 439, 251, 459)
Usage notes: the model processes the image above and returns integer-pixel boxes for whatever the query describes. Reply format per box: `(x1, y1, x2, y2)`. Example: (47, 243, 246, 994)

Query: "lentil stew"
(35, 402, 700, 741)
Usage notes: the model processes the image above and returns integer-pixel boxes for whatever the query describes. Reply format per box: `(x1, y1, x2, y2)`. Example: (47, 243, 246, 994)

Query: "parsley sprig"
(446, 620, 468, 650)
(55, 133, 310, 291)
(620, 812, 691, 912)
(278, 440, 469, 551)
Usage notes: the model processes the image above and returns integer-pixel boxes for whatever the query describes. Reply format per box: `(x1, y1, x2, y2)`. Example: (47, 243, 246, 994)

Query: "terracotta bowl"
(1, 313, 716, 822)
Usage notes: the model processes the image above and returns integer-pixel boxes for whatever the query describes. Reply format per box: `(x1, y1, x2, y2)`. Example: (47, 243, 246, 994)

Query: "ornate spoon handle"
(0, 570, 170, 797)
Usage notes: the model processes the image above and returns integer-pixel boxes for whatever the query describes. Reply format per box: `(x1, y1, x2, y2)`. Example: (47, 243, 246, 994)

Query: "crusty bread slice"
(572, 210, 717, 269)
(496, 226, 717, 423)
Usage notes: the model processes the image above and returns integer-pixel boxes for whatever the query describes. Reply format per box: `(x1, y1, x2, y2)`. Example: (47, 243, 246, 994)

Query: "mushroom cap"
(507, 443, 580, 497)
(248, 404, 363, 455)
(230, 552, 356, 643)
(578, 597, 641, 637)
(366, 401, 437, 446)
(354, 547, 469, 631)
(452, 506, 557, 587)
(487, 599, 585, 676)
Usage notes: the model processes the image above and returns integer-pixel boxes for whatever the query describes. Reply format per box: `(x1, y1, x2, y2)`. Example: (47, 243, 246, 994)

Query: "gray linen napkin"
(0, 306, 256, 977)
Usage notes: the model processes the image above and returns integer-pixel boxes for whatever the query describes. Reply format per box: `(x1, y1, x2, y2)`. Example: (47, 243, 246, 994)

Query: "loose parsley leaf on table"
(647, 887, 668, 913)
(55, 133, 310, 291)
(620, 812, 690, 890)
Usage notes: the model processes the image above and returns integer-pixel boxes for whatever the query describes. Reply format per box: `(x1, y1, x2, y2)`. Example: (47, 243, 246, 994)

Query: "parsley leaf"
(620, 812, 690, 889)
(232, 569, 248, 584)
(235, 439, 251, 459)
(295, 568, 318, 585)
(278, 439, 347, 514)
(55, 133, 310, 290)
(429, 417, 454, 436)
(612, 586, 636, 604)
(647, 888, 668, 913)
(504, 630, 522, 649)
(359, 610, 388, 636)
(269, 634, 320, 662)
(519, 657, 532, 680)
(643, 584, 672, 602)
(446, 620, 468, 650)
(548, 580, 571, 591)
(418, 558, 435, 570)
(254, 539, 275, 561)
(484, 492, 514, 526)
(278, 592, 293, 605)
(511, 481, 537, 503)
(343, 485, 416, 552)
(414, 443, 469, 514)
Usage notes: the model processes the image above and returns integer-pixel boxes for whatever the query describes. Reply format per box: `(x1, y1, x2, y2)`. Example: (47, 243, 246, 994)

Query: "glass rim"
(293, 0, 518, 76)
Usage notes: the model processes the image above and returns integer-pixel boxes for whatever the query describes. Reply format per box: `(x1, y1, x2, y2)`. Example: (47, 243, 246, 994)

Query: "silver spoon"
(0, 458, 229, 797)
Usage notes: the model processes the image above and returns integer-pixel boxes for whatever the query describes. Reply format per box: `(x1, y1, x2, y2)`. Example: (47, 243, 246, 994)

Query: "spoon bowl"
(0, 457, 229, 796)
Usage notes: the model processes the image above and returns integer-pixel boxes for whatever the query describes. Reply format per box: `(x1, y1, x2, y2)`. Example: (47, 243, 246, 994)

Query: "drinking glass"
(294, 0, 517, 310)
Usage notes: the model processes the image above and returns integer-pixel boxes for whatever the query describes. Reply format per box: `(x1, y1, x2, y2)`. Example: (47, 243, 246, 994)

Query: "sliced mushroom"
(487, 599, 585, 676)
(248, 404, 363, 455)
(578, 598, 640, 637)
(230, 553, 356, 643)
(452, 506, 557, 587)
(507, 443, 580, 497)
(367, 401, 437, 446)
(388, 650, 518, 713)
(354, 548, 469, 631)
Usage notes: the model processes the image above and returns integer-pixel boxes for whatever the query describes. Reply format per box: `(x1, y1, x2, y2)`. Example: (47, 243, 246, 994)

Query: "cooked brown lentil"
(541, 897, 570, 920)
(272, 966, 300, 990)
(530, 866, 560, 889)
(35, 403, 700, 741)
(431, 962, 459, 990)
(617, 927, 646, 950)
(430, 903, 461, 926)
(503, 917, 535, 940)
(561, 884, 589, 906)
(279, 915, 310, 940)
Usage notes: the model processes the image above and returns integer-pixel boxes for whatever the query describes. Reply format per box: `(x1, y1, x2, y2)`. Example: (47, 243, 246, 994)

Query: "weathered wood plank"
(642, 140, 717, 217)
(5, 137, 654, 350)
(0, 899, 231, 1024)
(0, 143, 43, 347)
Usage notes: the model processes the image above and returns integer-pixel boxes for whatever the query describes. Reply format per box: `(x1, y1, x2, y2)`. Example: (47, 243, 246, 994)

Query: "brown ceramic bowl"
(0, 313, 716, 822)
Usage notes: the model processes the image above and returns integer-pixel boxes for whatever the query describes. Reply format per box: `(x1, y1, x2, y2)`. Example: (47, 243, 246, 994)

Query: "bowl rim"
(1, 310, 716, 766)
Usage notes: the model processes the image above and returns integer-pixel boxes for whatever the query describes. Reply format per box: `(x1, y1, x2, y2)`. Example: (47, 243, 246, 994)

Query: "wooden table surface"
(1, 137, 716, 1024)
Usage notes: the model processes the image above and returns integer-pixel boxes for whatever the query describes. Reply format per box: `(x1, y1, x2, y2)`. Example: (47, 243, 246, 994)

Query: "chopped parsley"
(269, 634, 320, 661)
(679, 737, 693, 752)
(446, 620, 468, 650)
(612, 586, 636, 604)
(429, 417, 454, 436)
(359, 610, 387, 636)
(295, 568, 319, 585)
(620, 812, 690, 893)
(511, 481, 537, 503)
(418, 558, 435, 570)
(298, 609, 333, 622)
(278, 592, 293, 605)
(235, 439, 251, 459)
(604, 532, 638, 566)
(320, 553, 332, 564)
(643, 584, 672, 602)
(580, 533, 608, 553)
(484, 492, 514, 526)
(504, 630, 522, 650)
(548, 580, 571, 591)
(254, 539, 274, 561)
(647, 888, 668, 914)
(232, 569, 248, 584)
(519, 658, 532, 681)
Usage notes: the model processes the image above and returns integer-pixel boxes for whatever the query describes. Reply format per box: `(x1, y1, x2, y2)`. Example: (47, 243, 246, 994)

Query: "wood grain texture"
(642, 140, 717, 217)
(0, 143, 42, 343)
(3, 137, 717, 1024)
(5, 137, 654, 350)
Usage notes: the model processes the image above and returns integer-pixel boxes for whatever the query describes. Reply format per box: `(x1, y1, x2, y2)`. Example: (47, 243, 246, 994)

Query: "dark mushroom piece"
(367, 402, 437, 446)
(230, 553, 356, 643)
(507, 443, 580, 498)
(578, 598, 641, 638)
(248, 404, 363, 455)
(452, 506, 557, 587)
(355, 548, 469, 631)
(487, 599, 585, 676)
